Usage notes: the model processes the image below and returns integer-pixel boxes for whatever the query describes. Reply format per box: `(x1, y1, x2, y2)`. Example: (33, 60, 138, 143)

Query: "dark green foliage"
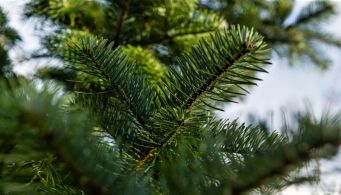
(1, 0, 341, 194)
(0, 47, 10, 76)
(163, 26, 269, 110)
(0, 80, 150, 195)
(1, 76, 341, 194)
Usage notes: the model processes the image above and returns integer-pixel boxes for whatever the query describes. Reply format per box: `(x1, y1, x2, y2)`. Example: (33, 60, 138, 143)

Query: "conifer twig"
(133, 43, 254, 171)
(184, 46, 251, 109)
(230, 140, 341, 195)
(82, 47, 145, 126)
(21, 111, 110, 195)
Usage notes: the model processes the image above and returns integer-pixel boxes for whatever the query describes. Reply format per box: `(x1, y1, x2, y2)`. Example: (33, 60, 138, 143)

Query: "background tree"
(0, 7, 20, 78)
(200, 0, 341, 68)
(0, 0, 341, 194)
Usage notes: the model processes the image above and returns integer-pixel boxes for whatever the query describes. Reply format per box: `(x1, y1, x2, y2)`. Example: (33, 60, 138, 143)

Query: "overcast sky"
(1, 0, 341, 194)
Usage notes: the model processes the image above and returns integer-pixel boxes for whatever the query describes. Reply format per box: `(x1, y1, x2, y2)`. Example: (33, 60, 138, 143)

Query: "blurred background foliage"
(23, 0, 341, 84)
(0, 7, 20, 78)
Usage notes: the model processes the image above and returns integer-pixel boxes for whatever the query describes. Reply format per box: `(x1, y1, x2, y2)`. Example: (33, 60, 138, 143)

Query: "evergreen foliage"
(1, 0, 341, 194)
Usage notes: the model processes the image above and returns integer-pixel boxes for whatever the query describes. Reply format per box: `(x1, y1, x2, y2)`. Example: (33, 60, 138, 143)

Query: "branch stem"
(113, 0, 131, 48)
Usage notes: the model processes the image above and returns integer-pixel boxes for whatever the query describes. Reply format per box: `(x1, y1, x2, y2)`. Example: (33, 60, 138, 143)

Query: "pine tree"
(1, 0, 341, 194)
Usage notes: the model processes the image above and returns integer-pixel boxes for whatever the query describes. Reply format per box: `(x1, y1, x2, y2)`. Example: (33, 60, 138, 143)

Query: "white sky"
(1, 0, 341, 194)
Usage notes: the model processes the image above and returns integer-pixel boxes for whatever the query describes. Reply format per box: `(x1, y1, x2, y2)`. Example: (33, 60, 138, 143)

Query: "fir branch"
(20, 111, 110, 195)
(302, 43, 330, 69)
(0, 82, 142, 194)
(230, 140, 341, 194)
(287, 1, 335, 29)
(0, 81, 118, 194)
(133, 26, 270, 171)
(84, 47, 145, 125)
(164, 25, 270, 110)
(228, 114, 341, 194)
(304, 30, 341, 48)
(68, 39, 146, 126)
(184, 44, 251, 109)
